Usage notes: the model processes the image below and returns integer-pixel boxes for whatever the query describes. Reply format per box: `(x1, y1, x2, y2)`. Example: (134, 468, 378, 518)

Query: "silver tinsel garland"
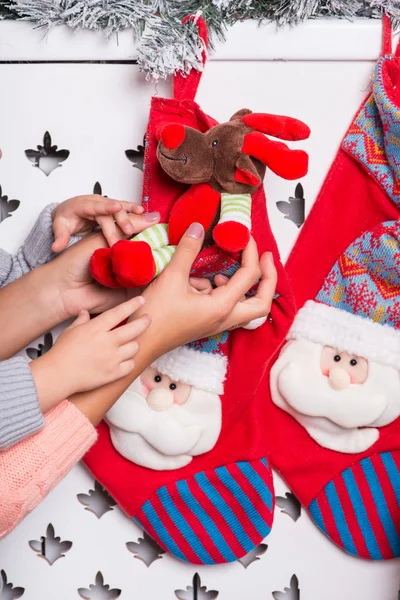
(0, 0, 399, 78)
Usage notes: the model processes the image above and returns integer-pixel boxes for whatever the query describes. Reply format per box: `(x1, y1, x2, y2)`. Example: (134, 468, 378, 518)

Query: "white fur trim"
(288, 300, 400, 369)
(153, 346, 227, 395)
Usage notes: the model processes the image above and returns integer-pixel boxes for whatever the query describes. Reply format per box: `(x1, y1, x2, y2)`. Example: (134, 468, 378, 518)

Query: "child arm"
(0, 401, 96, 539)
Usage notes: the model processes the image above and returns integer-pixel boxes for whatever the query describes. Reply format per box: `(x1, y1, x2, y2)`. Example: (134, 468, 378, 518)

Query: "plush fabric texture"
(0, 401, 97, 538)
(265, 26, 400, 560)
(289, 301, 400, 370)
(84, 17, 299, 564)
(153, 343, 228, 395)
(90, 99, 310, 288)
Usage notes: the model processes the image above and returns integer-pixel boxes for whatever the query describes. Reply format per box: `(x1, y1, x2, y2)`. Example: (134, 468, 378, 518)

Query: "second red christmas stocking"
(265, 17, 400, 560)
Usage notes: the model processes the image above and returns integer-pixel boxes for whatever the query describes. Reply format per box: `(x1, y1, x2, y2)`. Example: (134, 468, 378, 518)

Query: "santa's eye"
(169, 383, 177, 390)
(350, 359, 358, 366)
(211, 140, 218, 147)
(154, 375, 162, 383)
(334, 354, 341, 362)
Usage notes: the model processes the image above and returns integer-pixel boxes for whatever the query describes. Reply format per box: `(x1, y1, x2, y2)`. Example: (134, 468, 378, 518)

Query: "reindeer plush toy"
(90, 109, 310, 289)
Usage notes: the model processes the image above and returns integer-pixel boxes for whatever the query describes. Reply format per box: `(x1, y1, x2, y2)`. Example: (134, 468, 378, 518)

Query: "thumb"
(52, 217, 71, 253)
(69, 309, 90, 329)
(168, 223, 204, 277)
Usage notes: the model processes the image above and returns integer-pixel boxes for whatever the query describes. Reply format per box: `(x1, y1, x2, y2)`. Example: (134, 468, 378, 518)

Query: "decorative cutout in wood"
(125, 136, 145, 171)
(175, 574, 219, 600)
(0, 570, 24, 599)
(25, 132, 70, 176)
(0, 186, 20, 223)
(26, 332, 53, 360)
(126, 531, 166, 567)
(276, 492, 301, 522)
(77, 480, 117, 519)
(276, 183, 305, 228)
(238, 543, 268, 568)
(272, 575, 300, 600)
(28, 524, 72, 565)
(78, 572, 121, 600)
(93, 182, 107, 197)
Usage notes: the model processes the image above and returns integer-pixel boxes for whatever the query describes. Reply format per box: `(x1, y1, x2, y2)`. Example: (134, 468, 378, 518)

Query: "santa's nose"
(147, 388, 174, 412)
(328, 367, 351, 391)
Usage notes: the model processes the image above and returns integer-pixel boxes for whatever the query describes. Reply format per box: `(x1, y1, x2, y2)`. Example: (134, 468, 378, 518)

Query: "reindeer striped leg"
(213, 193, 252, 253)
(110, 223, 177, 287)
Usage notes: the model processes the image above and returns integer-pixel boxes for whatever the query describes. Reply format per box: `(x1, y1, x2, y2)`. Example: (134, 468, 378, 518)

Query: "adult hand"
(51, 194, 159, 252)
(69, 222, 277, 425)
(134, 222, 277, 359)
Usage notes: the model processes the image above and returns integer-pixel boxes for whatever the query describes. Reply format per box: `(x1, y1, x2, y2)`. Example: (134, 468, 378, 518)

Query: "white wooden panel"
(0, 19, 397, 62)
(0, 20, 398, 600)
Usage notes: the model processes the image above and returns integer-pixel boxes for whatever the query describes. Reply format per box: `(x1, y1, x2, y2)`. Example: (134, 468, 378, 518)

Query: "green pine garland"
(0, 1, 399, 79)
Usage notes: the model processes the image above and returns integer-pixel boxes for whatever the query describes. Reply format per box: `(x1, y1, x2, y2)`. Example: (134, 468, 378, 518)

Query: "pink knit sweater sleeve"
(0, 400, 97, 538)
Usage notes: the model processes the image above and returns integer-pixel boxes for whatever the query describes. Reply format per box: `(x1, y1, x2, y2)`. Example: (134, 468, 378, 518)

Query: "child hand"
(51, 195, 158, 253)
(29, 296, 151, 413)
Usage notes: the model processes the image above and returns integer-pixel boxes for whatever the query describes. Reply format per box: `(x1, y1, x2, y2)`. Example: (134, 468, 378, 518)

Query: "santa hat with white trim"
(287, 220, 400, 369)
(152, 332, 229, 395)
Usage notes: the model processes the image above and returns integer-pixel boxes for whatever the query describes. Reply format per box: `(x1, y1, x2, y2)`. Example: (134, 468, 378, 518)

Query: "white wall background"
(0, 18, 399, 600)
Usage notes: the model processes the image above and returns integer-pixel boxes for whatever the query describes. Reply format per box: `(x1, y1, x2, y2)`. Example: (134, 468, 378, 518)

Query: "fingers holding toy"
(51, 194, 149, 253)
(97, 210, 160, 247)
(130, 229, 276, 358)
(219, 250, 276, 332)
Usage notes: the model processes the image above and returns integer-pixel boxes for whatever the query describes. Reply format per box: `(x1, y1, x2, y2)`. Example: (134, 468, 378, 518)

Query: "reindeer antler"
(242, 132, 308, 180)
(242, 113, 310, 141)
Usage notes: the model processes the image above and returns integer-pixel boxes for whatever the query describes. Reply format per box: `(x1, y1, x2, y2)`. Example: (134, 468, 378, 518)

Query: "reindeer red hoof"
(111, 240, 156, 288)
(213, 221, 250, 253)
(90, 247, 121, 289)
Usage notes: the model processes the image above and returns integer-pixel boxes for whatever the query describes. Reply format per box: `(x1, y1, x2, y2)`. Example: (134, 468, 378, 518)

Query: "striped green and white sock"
(133, 223, 169, 249)
(219, 193, 252, 230)
(132, 223, 176, 276)
(152, 246, 177, 276)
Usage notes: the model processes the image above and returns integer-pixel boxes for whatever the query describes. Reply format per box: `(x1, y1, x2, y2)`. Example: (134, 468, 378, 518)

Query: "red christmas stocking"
(83, 17, 302, 564)
(265, 16, 400, 560)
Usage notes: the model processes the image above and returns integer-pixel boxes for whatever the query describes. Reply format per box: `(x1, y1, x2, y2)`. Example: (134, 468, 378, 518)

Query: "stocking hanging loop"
(382, 13, 400, 57)
(382, 13, 392, 54)
(173, 15, 208, 102)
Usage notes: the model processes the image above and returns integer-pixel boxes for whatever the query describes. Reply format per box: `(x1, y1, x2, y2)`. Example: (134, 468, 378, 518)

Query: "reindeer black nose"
(160, 123, 186, 149)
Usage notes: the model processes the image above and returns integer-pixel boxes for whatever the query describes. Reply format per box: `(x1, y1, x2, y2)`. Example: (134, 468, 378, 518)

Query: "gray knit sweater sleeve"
(0, 203, 61, 450)
(0, 203, 58, 287)
(0, 358, 44, 450)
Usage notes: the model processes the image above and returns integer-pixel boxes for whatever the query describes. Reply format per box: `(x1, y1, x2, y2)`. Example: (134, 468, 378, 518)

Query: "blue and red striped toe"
(309, 451, 400, 560)
(134, 458, 274, 564)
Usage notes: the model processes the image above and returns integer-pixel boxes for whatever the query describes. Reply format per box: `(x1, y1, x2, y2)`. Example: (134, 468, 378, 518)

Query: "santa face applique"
(270, 220, 400, 455)
(271, 338, 400, 454)
(105, 365, 223, 471)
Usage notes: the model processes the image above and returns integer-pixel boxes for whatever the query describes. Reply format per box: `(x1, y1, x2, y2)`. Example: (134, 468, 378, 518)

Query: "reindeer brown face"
(157, 109, 310, 195)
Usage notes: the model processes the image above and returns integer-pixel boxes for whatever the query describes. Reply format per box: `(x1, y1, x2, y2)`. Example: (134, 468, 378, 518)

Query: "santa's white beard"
(270, 338, 400, 454)
(105, 377, 221, 470)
